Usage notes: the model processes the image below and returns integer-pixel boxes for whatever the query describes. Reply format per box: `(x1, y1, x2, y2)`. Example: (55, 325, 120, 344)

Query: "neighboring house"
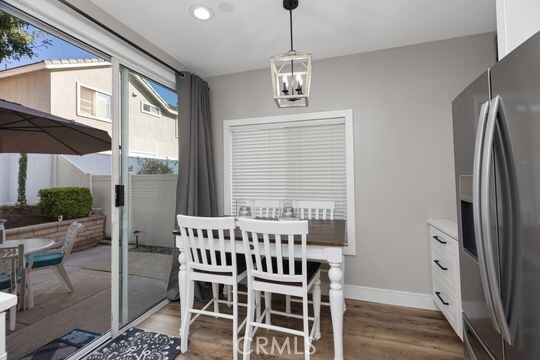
(0, 58, 178, 160)
(0, 59, 178, 205)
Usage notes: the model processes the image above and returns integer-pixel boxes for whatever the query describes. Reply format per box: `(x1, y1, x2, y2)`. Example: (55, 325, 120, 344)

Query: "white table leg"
(178, 251, 187, 338)
(329, 260, 344, 360)
(341, 260, 347, 313)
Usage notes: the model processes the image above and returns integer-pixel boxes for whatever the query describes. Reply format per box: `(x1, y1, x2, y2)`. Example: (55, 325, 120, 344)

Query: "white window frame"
(223, 109, 356, 256)
(140, 101, 161, 117)
(76, 82, 113, 122)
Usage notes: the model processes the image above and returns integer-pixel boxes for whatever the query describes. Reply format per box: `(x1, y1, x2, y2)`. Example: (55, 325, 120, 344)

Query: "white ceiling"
(86, 0, 496, 77)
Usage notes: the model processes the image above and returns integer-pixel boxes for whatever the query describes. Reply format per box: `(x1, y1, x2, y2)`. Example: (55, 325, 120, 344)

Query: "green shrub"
(38, 187, 93, 220)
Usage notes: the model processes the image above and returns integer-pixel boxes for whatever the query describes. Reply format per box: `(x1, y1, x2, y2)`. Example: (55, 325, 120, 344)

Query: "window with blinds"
(229, 118, 347, 220)
(79, 86, 95, 115)
(78, 84, 112, 120)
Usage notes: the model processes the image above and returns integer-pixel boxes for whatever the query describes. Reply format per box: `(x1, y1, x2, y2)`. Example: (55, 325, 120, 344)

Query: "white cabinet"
(496, 0, 540, 59)
(427, 219, 462, 339)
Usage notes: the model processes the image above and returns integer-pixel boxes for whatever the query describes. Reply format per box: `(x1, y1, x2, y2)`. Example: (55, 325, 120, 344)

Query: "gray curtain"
(166, 72, 218, 300)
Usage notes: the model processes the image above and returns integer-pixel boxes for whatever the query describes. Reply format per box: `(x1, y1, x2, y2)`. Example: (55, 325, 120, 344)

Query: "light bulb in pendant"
(296, 73, 303, 86)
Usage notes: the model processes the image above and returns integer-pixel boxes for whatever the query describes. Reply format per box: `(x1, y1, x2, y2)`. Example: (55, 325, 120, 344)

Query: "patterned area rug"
(87, 328, 181, 360)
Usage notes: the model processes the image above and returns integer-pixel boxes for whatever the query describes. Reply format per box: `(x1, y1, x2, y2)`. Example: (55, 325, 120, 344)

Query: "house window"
(224, 110, 356, 255)
(77, 83, 112, 121)
(141, 101, 161, 117)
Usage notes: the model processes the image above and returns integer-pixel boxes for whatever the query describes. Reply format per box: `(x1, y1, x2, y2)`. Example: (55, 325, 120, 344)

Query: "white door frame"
(1, 0, 179, 340)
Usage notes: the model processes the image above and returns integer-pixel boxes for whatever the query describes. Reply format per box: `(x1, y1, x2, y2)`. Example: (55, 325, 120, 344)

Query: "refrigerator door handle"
(472, 100, 500, 333)
(481, 95, 513, 345)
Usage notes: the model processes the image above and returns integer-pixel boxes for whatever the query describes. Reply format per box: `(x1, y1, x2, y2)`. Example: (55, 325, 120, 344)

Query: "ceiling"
(85, 0, 496, 77)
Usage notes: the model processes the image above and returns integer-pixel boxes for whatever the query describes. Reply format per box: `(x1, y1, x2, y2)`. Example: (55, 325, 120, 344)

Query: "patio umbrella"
(0, 98, 111, 154)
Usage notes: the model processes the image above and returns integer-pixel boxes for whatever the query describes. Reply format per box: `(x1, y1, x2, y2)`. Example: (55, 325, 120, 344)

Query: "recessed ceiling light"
(190, 5, 214, 21)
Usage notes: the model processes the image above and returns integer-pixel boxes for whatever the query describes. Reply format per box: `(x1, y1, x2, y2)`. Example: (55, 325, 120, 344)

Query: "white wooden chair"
(246, 199, 282, 218)
(286, 200, 335, 313)
(177, 215, 248, 359)
(293, 200, 335, 220)
(239, 218, 321, 360)
(26, 222, 82, 309)
(0, 244, 25, 331)
(225, 199, 284, 303)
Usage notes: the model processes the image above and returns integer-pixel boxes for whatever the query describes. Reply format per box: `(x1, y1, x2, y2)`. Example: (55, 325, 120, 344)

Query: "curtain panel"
(166, 72, 218, 300)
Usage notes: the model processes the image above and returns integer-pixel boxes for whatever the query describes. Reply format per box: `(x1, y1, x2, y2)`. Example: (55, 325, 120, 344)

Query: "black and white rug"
(87, 328, 181, 360)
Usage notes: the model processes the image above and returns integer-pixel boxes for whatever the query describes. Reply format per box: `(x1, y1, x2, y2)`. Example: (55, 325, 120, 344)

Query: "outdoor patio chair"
(0, 244, 25, 331)
(25, 222, 83, 309)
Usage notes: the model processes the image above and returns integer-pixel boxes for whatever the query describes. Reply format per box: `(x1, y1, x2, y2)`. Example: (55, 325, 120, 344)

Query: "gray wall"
(208, 33, 496, 294)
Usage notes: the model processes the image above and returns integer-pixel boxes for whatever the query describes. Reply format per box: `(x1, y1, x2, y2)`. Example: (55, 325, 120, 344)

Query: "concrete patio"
(6, 245, 172, 359)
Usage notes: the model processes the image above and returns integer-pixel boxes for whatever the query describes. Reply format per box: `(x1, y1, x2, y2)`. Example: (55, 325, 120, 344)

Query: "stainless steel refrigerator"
(452, 30, 540, 359)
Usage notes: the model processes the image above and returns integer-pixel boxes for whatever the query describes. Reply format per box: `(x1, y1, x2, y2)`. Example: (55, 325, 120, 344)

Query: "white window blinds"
(229, 118, 347, 219)
(79, 85, 112, 120)
(79, 86, 94, 116)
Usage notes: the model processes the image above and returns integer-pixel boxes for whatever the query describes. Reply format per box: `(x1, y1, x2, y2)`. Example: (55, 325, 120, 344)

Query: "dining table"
(174, 218, 347, 360)
(0, 238, 56, 255)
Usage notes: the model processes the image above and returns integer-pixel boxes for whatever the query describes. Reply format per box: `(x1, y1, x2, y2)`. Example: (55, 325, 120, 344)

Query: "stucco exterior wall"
(127, 76, 178, 160)
(50, 65, 112, 134)
(0, 70, 51, 112)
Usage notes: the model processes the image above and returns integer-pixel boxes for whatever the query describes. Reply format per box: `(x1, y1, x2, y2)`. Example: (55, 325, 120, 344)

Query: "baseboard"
(343, 284, 437, 311)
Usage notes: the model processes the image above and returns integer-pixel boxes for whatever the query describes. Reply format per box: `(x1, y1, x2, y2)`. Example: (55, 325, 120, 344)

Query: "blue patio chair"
(0, 244, 25, 331)
(25, 222, 83, 309)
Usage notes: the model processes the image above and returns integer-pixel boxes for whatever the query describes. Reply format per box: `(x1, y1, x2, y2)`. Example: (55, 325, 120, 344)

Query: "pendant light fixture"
(270, 0, 311, 108)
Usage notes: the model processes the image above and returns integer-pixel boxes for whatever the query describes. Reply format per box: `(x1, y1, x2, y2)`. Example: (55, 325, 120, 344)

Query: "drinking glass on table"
(238, 205, 252, 218)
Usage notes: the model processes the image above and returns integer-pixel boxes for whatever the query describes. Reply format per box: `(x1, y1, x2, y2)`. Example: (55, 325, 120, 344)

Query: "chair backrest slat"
(207, 229, 217, 266)
(262, 233, 273, 273)
(239, 218, 308, 284)
(275, 234, 283, 275)
(293, 200, 335, 221)
(288, 234, 295, 275)
(177, 215, 237, 273)
(251, 232, 263, 271)
(187, 227, 200, 263)
(218, 229, 227, 266)
(197, 228, 208, 265)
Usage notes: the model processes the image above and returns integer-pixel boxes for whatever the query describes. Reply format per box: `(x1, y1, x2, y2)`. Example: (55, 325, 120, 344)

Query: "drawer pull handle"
(434, 260, 448, 271)
(435, 291, 450, 306)
(433, 235, 447, 244)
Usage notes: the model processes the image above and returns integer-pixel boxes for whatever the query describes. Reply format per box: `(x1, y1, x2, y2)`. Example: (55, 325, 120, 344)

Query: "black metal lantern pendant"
(270, 0, 312, 108)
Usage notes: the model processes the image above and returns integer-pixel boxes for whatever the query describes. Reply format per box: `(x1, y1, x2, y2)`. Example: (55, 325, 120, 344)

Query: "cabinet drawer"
(431, 245, 458, 291)
(432, 276, 460, 334)
(429, 226, 458, 256)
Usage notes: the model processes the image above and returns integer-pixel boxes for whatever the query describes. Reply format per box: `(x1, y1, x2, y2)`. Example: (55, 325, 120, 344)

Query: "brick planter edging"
(6, 214, 105, 252)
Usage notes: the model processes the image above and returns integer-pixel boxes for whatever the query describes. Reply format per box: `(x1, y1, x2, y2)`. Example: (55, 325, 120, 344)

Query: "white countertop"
(426, 218, 458, 240)
(0, 292, 17, 312)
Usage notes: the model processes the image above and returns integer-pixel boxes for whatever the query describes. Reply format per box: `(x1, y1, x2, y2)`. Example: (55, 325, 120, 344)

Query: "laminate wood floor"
(139, 297, 464, 359)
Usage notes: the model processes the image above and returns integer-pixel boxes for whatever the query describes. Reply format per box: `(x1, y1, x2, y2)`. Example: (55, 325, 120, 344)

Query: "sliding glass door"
(117, 66, 177, 327)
